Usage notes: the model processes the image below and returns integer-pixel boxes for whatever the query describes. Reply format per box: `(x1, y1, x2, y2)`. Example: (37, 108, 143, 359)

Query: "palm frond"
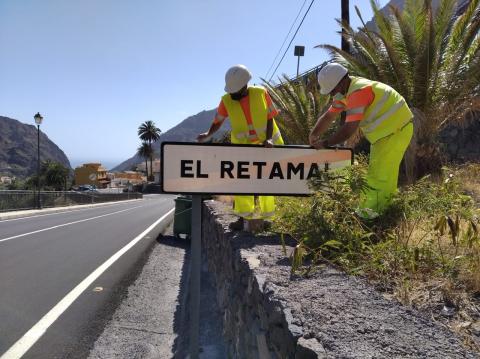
(263, 74, 330, 144)
(443, 0, 480, 81)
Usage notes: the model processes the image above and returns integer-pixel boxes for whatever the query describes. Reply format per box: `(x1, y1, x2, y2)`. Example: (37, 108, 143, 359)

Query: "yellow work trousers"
(233, 195, 275, 219)
(361, 122, 413, 214)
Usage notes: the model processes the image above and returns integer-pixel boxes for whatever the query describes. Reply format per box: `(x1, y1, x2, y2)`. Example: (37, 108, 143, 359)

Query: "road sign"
(161, 142, 353, 195)
(89, 173, 97, 181)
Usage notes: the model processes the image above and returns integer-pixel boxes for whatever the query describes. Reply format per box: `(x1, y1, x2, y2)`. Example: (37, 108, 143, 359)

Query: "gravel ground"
(87, 225, 226, 359)
(251, 238, 479, 358)
(87, 227, 187, 359)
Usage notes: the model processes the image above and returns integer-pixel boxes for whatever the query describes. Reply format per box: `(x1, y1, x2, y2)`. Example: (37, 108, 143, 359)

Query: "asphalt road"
(0, 194, 175, 359)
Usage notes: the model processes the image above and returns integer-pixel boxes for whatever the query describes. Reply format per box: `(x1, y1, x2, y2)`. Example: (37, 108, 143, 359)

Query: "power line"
(268, 0, 316, 83)
(264, 0, 308, 80)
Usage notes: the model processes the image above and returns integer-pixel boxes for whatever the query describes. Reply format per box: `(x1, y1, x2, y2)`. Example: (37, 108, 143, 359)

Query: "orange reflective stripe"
(346, 113, 364, 122)
(346, 106, 366, 122)
(212, 112, 226, 125)
(346, 86, 374, 110)
(267, 105, 278, 119)
(239, 97, 254, 126)
(328, 105, 344, 113)
(333, 100, 345, 107)
(328, 99, 346, 113)
(217, 100, 228, 117)
(265, 91, 278, 119)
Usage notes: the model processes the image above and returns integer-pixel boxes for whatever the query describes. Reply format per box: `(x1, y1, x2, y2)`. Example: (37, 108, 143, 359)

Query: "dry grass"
(457, 163, 480, 206)
(372, 204, 480, 349)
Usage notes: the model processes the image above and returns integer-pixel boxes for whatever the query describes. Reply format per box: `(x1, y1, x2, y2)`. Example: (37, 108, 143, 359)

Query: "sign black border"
(160, 141, 354, 196)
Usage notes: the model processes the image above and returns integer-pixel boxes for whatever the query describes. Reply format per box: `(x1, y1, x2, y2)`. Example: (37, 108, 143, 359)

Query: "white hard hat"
(224, 64, 252, 93)
(317, 63, 348, 95)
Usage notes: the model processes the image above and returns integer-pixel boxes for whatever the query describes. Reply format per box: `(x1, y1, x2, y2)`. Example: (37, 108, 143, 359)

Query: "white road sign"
(161, 142, 353, 195)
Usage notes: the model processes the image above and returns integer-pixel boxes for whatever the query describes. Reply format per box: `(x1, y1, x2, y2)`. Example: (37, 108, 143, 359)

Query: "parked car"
(75, 185, 98, 192)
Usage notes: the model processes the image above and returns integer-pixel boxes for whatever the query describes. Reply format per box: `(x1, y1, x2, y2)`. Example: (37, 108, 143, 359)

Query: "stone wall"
(201, 201, 314, 358)
(440, 114, 480, 163)
(201, 200, 477, 359)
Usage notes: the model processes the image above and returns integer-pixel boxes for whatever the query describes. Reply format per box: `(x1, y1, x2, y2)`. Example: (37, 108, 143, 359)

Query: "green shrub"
(273, 161, 480, 294)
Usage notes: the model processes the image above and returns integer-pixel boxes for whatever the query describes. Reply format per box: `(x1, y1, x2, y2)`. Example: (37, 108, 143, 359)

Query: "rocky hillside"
(0, 116, 71, 178)
(112, 109, 230, 171)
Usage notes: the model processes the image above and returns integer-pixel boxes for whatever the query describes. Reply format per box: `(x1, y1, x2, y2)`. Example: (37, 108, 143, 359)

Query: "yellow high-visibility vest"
(348, 77, 413, 143)
(222, 86, 284, 145)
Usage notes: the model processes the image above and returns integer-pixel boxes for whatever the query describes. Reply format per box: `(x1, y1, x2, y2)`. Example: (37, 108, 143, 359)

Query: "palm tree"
(316, 0, 480, 177)
(138, 121, 161, 181)
(40, 160, 70, 191)
(137, 142, 152, 179)
(263, 73, 331, 144)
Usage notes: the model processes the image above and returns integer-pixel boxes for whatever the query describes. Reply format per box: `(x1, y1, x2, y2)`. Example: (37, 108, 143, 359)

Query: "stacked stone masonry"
(201, 200, 478, 359)
(440, 114, 480, 163)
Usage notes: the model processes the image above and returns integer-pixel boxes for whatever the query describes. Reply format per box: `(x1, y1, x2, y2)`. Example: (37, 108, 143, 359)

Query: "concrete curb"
(0, 199, 143, 221)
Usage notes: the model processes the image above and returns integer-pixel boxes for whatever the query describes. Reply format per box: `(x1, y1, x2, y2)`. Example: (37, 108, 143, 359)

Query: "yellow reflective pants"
(233, 195, 275, 219)
(361, 122, 413, 214)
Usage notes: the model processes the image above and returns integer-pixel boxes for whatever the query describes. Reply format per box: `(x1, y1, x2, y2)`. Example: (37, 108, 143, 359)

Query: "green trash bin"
(173, 196, 192, 238)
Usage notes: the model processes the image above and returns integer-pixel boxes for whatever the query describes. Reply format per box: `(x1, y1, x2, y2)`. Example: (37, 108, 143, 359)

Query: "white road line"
(0, 200, 143, 223)
(0, 205, 145, 243)
(0, 207, 175, 359)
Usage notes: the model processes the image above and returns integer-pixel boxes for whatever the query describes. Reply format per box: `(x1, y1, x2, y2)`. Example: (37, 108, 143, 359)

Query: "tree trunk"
(145, 158, 149, 179)
(402, 108, 443, 183)
(149, 142, 154, 182)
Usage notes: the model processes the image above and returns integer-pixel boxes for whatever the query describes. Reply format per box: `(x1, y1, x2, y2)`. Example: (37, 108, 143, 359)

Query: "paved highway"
(0, 194, 176, 358)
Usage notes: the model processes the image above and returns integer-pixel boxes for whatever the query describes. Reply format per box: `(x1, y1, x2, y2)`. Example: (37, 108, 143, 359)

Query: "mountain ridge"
(112, 108, 230, 171)
(0, 116, 71, 178)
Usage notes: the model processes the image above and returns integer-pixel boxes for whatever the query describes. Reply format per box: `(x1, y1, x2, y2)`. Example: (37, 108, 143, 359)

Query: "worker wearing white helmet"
(310, 63, 414, 219)
(197, 64, 284, 223)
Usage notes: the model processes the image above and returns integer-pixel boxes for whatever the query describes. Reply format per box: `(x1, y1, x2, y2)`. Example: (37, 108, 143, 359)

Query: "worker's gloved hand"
(311, 138, 327, 149)
(309, 134, 319, 147)
(197, 132, 211, 143)
(263, 139, 274, 148)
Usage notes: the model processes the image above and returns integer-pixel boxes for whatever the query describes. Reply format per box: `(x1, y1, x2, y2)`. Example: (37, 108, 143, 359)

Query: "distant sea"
(70, 159, 122, 171)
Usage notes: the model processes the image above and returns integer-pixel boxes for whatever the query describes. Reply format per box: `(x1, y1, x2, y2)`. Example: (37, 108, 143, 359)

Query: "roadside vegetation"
(1, 160, 71, 191)
(272, 162, 480, 349)
(267, 0, 480, 351)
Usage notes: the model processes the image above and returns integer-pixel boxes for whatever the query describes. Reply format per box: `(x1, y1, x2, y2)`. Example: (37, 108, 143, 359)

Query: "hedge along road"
(0, 194, 175, 359)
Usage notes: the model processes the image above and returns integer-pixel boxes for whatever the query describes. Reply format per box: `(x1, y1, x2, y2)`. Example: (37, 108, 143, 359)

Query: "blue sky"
(0, 0, 384, 169)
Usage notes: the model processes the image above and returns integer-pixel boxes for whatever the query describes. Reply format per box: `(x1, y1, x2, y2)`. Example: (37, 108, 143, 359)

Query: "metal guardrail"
(0, 190, 143, 212)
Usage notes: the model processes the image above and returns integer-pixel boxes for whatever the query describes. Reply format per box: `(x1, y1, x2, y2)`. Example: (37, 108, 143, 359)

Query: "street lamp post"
(34, 112, 43, 209)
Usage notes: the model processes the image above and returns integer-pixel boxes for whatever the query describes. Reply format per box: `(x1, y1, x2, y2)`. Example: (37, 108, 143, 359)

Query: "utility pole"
(340, 0, 350, 127)
(341, 0, 350, 53)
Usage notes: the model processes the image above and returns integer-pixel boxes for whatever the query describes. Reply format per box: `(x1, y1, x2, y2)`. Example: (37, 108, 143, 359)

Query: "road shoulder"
(87, 225, 187, 358)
